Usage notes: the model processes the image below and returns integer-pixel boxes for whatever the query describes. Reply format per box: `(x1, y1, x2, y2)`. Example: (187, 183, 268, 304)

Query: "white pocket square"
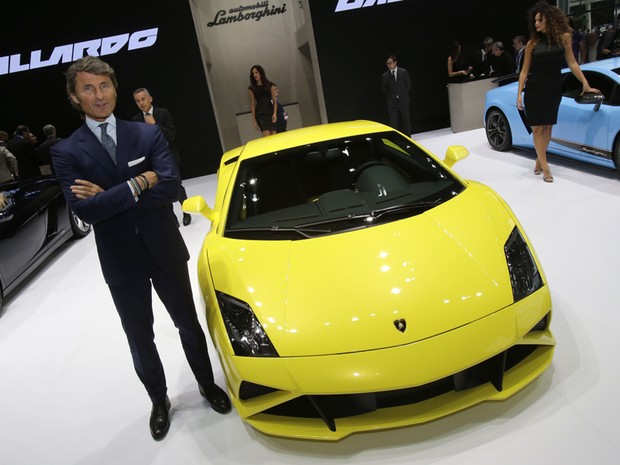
(128, 156, 145, 167)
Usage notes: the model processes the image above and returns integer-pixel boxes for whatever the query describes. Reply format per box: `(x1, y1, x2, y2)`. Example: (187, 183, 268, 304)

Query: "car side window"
(562, 71, 617, 105)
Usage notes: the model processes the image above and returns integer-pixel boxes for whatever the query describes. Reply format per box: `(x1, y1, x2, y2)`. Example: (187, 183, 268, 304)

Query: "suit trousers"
(108, 250, 214, 403)
(387, 100, 411, 136)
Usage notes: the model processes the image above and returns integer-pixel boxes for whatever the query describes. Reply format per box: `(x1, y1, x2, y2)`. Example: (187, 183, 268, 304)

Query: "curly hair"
(527, 1, 571, 46)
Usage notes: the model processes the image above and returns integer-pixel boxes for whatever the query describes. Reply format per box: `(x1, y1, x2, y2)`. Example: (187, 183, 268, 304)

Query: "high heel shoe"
(534, 160, 542, 175)
(543, 169, 554, 183)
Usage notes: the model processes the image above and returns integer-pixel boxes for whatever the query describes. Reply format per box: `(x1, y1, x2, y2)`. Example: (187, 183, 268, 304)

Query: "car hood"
(208, 184, 518, 357)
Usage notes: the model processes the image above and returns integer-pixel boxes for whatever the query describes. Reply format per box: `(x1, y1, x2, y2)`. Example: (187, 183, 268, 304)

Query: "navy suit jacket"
(51, 119, 188, 286)
(381, 67, 412, 106)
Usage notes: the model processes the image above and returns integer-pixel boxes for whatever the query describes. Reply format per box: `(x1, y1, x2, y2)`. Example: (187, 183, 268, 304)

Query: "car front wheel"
(69, 208, 91, 238)
(485, 109, 512, 151)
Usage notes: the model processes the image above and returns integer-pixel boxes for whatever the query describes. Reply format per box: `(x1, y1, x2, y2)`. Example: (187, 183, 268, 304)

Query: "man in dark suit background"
(471, 37, 494, 77)
(132, 88, 191, 226)
(513, 35, 526, 75)
(381, 54, 412, 136)
(37, 124, 60, 174)
(51, 56, 230, 441)
(6, 125, 41, 180)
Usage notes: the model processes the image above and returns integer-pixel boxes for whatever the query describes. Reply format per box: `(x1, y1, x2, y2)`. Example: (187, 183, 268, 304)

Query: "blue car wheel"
(485, 108, 512, 152)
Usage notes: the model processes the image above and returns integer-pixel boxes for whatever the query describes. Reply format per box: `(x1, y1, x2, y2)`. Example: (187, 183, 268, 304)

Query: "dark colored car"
(0, 176, 91, 310)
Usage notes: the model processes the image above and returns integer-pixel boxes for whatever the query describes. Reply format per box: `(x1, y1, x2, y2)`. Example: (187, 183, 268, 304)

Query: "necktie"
(99, 123, 117, 165)
(392, 70, 396, 82)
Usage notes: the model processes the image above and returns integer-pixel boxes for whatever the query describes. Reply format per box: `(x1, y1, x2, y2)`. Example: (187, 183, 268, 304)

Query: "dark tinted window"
(224, 131, 465, 240)
(562, 70, 620, 105)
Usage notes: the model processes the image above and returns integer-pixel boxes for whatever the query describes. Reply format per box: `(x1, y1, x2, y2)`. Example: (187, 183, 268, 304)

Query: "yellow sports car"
(183, 121, 555, 441)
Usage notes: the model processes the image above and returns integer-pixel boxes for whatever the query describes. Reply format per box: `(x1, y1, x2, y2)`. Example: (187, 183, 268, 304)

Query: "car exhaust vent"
(263, 345, 541, 431)
(239, 381, 279, 400)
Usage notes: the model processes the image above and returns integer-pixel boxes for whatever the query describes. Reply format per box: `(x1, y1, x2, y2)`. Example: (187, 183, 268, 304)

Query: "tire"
(68, 208, 91, 238)
(485, 108, 512, 151)
(613, 136, 620, 173)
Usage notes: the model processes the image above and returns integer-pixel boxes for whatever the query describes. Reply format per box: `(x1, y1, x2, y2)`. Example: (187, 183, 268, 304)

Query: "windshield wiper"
(225, 225, 332, 239)
(294, 200, 442, 229)
(370, 200, 441, 219)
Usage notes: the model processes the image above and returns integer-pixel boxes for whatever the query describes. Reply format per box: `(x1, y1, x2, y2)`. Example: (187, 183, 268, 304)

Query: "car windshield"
(224, 131, 465, 240)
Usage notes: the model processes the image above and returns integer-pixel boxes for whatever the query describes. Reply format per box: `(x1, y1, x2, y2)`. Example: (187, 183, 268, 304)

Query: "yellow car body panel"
(186, 120, 555, 440)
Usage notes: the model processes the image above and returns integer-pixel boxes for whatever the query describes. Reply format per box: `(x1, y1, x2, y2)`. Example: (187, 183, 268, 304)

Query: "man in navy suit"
(131, 88, 191, 226)
(51, 56, 230, 441)
(381, 54, 412, 136)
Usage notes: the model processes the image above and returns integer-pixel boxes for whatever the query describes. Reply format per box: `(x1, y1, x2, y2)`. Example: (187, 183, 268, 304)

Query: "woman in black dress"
(447, 41, 472, 82)
(248, 65, 277, 137)
(516, 1, 597, 183)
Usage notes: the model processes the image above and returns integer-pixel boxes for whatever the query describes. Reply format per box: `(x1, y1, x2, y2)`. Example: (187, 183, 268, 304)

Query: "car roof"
(222, 120, 392, 165)
(579, 57, 620, 75)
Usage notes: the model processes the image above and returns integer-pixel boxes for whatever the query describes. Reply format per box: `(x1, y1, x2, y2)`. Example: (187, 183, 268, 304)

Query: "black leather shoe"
(199, 383, 231, 414)
(183, 213, 192, 226)
(149, 397, 171, 441)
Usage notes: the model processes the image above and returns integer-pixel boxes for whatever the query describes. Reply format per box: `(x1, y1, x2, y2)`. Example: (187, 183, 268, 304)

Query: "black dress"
(524, 40, 565, 126)
(249, 83, 276, 132)
(448, 54, 470, 82)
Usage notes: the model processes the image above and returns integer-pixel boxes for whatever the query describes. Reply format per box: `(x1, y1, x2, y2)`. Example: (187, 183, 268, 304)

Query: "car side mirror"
(575, 92, 604, 112)
(443, 145, 469, 168)
(182, 195, 218, 223)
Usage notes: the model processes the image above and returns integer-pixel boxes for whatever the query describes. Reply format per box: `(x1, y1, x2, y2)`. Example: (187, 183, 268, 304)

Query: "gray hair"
(65, 56, 118, 110)
(43, 124, 56, 137)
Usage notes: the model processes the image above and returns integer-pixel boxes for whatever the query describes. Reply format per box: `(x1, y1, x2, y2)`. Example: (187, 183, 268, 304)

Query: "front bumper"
(211, 286, 554, 440)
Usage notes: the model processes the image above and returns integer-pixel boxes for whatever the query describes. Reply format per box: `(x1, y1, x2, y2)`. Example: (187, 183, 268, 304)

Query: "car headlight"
(504, 227, 543, 302)
(216, 291, 279, 357)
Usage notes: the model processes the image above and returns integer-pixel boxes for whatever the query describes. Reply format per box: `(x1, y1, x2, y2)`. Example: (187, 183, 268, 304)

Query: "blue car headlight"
(216, 291, 279, 357)
(504, 227, 543, 302)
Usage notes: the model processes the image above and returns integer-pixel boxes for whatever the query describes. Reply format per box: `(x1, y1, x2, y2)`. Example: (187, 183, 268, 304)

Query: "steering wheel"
(352, 161, 387, 184)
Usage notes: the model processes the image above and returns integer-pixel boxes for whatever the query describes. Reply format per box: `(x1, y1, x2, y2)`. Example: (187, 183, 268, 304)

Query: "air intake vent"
(239, 381, 278, 400)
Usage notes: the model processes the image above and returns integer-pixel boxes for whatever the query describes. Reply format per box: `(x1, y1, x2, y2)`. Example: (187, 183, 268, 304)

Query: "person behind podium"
(447, 41, 472, 82)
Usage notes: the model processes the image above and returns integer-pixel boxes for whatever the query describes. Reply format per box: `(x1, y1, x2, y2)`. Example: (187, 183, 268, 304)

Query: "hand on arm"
(562, 33, 600, 95)
(70, 179, 105, 199)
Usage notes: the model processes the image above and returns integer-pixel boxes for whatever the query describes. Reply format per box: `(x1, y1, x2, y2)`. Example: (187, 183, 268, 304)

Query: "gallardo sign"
(0, 28, 158, 76)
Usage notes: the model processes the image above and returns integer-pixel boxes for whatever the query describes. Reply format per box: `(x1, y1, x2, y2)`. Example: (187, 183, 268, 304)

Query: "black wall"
(0, 0, 222, 177)
(308, 0, 537, 133)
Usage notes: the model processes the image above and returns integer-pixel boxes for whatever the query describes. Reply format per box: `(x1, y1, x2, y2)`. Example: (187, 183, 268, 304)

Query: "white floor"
(1, 127, 619, 465)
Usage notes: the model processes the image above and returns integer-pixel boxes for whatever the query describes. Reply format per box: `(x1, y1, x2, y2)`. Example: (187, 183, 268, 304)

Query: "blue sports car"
(484, 57, 620, 171)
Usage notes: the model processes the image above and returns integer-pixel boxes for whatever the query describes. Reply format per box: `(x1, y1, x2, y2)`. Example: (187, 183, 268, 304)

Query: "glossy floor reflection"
(1, 127, 619, 465)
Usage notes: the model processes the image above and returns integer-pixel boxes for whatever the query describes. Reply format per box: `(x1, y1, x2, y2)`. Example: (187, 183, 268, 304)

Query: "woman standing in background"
(517, 1, 597, 183)
(248, 65, 277, 137)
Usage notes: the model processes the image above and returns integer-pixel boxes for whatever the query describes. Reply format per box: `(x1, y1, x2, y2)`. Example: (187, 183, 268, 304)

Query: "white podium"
(447, 78, 498, 133)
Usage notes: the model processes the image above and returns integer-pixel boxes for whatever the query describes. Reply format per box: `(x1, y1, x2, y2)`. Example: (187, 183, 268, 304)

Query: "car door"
(0, 179, 56, 292)
(550, 70, 617, 168)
